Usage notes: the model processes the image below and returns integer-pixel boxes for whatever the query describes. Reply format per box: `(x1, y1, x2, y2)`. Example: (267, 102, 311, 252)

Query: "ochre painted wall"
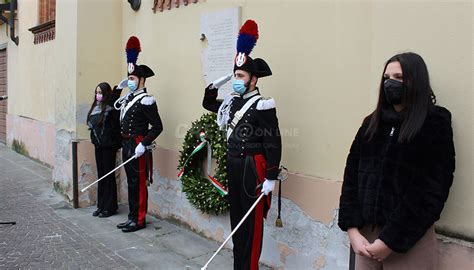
(119, 0, 473, 238)
(370, 0, 473, 241)
(7, 0, 57, 124)
(76, 0, 124, 139)
(5, 0, 473, 240)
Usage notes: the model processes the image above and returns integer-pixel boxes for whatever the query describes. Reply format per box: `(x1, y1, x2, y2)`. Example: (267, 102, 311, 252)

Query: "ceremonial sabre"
(81, 142, 156, 193)
(80, 154, 136, 193)
(201, 193, 265, 270)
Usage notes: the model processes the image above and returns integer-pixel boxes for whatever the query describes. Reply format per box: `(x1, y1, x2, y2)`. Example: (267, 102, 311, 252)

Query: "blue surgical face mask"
(128, 80, 138, 92)
(232, 79, 247, 94)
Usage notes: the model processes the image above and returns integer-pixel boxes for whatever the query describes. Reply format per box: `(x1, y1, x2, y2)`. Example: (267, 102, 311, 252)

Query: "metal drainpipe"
(72, 140, 79, 208)
(10, 0, 19, 45)
(349, 246, 355, 270)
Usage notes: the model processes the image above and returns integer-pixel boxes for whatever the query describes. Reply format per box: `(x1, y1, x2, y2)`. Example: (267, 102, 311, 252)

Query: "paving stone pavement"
(0, 145, 271, 270)
(0, 147, 136, 269)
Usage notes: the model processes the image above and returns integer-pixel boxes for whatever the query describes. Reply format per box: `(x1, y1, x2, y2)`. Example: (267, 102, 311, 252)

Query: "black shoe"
(98, 210, 116, 218)
(121, 222, 146, 233)
(117, 220, 133, 229)
(92, 209, 102, 217)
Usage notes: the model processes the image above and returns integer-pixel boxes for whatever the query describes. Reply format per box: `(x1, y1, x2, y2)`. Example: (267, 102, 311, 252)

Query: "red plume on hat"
(125, 36, 155, 78)
(126, 36, 141, 66)
(236, 20, 259, 57)
(233, 20, 272, 78)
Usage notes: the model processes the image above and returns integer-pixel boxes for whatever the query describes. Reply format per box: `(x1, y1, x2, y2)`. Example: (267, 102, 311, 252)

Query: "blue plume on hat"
(126, 36, 141, 65)
(236, 20, 259, 55)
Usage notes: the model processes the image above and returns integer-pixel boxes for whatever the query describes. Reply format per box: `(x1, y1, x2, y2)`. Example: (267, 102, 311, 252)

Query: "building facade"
(1, 0, 472, 269)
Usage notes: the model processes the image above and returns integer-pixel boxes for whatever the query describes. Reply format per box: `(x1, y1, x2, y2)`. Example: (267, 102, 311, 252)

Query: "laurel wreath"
(178, 113, 230, 215)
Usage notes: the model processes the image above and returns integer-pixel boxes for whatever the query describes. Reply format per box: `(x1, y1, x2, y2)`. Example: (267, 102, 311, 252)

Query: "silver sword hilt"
(145, 141, 157, 151)
(255, 165, 289, 190)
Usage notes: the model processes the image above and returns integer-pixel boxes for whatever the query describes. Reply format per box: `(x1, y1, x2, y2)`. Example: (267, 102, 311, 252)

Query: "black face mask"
(383, 79, 405, 105)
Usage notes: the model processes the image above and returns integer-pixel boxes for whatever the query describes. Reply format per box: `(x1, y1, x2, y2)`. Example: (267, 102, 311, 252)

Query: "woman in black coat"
(87, 82, 122, 218)
(338, 52, 455, 269)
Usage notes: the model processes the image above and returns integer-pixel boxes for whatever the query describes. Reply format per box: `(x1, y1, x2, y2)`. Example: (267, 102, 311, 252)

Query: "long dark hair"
(86, 82, 112, 127)
(365, 52, 436, 143)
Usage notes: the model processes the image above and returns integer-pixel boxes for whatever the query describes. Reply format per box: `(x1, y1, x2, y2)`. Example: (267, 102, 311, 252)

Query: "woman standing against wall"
(338, 52, 455, 269)
(87, 82, 122, 218)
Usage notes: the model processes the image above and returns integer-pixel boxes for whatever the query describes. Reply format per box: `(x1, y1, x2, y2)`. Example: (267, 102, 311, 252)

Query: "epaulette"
(140, 95, 156, 105)
(256, 97, 276, 110)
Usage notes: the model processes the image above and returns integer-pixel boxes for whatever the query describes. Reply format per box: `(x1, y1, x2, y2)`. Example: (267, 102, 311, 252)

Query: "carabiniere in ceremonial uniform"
(115, 36, 163, 233)
(203, 20, 282, 270)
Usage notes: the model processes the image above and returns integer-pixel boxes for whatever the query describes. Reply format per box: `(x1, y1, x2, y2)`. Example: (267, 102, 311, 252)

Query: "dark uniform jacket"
(203, 85, 282, 180)
(120, 88, 163, 146)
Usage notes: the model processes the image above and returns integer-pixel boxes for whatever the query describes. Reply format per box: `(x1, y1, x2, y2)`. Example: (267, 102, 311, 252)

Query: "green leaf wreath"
(178, 113, 230, 215)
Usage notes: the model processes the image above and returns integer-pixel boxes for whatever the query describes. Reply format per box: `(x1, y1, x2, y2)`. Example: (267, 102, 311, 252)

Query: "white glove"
(262, 179, 276, 195)
(210, 74, 233, 89)
(134, 143, 146, 158)
(117, 78, 128, 89)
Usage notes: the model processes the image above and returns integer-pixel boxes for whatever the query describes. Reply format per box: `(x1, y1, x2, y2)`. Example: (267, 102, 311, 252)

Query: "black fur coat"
(338, 106, 455, 253)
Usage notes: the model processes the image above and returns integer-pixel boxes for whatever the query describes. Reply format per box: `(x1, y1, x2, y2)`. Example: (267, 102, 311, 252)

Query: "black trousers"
(227, 154, 270, 270)
(122, 137, 148, 226)
(94, 147, 118, 212)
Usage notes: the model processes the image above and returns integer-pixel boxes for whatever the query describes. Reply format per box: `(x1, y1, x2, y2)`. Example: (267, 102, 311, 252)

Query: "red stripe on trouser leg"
(136, 138, 148, 227)
(255, 154, 272, 218)
(137, 154, 147, 226)
(250, 154, 267, 270)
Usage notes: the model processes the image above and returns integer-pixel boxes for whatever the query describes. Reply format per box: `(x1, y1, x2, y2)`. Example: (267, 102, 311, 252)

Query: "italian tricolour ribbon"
(178, 131, 228, 196)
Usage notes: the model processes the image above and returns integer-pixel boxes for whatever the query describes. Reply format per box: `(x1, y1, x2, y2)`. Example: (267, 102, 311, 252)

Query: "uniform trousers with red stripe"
(122, 136, 149, 227)
(227, 154, 271, 270)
